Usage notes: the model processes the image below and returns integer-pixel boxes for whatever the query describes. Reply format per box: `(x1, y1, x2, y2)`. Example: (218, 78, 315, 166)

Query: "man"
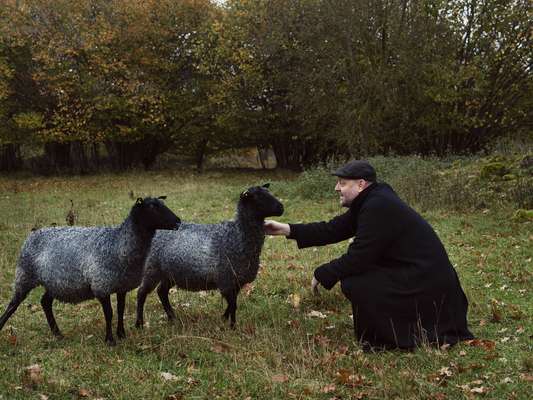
(264, 160, 474, 351)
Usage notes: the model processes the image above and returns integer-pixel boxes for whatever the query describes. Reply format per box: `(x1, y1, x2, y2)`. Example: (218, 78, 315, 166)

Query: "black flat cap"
(332, 160, 377, 181)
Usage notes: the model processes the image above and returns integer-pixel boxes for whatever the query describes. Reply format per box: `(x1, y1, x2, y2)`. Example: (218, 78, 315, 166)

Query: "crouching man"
(265, 160, 474, 351)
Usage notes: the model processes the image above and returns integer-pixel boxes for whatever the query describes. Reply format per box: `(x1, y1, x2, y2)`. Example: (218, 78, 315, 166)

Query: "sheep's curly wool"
(136, 185, 283, 328)
(0, 197, 180, 345)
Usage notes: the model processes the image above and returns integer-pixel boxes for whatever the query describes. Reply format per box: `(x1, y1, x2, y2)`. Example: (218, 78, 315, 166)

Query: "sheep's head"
(240, 183, 284, 218)
(132, 196, 181, 231)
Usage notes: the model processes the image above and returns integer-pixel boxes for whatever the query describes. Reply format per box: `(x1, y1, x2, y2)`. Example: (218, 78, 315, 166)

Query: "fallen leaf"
(470, 386, 488, 394)
(187, 377, 198, 386)
(335, 369, 366, 387)
(465, 339, 495, 351)
(38, 395, 49, 400)
(459, 350, 467, 356)
(287, 293, 301, 309)
(23, 364, 43, 387)
(520, 373, 533, 382)
(242, 283, 254, 297)
(78, 388, 91, 397)
(271, 374, 289, 383)
(314, 335, 331, 347)
(161, 372, 179, 382)
(490, 299, 502, 322)
(211, 342, 231, 354)
(8, 334, 17, 346)
(287, 320, 300, 328)
(336, 345, 349, 355)
(321, 383, 336, 393)
(307, 310, 327, 319)
(501, 377, 513, 384)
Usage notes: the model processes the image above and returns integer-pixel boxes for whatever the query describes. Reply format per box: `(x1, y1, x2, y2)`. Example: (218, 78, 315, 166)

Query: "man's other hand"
(264, 220, 290, 236)
(311, 277, 320, 295)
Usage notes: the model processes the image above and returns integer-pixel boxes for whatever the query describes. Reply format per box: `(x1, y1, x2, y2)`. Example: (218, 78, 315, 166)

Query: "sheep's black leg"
(0, 287, 32, 331)
(157, 279, 176, 322)
(97, 296, 115, 346)
(221, 289, 239, 329)
(41, 291, 63, 338)
(135, 275, 160, 328)
(116, 292, 126, 339)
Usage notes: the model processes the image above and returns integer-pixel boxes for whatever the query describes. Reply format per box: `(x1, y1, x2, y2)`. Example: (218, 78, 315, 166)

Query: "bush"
(289, 154, 532, 212)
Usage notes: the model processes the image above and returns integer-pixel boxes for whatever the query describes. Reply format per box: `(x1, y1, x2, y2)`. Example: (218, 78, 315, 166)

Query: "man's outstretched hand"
(264, 220, 291, 236)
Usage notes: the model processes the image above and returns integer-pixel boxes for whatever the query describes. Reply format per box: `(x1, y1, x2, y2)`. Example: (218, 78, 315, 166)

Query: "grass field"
(0, 164, 531, 399)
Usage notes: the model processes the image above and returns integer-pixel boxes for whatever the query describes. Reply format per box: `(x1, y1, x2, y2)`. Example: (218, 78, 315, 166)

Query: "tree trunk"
(0, 144, 22, 172)
(195, 139, 209, 173)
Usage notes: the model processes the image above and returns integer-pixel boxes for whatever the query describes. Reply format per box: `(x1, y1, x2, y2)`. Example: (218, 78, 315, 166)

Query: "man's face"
(335, 178, 365, 207)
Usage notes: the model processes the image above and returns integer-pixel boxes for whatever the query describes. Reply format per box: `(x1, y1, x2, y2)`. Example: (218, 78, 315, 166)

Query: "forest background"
(0, 0, 531, 173)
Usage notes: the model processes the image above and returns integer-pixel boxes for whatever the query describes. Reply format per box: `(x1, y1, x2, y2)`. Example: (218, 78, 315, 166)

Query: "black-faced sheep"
(0, 197, 181, 345)
(135, 184, 283, 328)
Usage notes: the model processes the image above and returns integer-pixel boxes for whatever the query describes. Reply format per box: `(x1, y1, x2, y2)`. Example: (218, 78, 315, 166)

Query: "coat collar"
(349, 182, 379, 214)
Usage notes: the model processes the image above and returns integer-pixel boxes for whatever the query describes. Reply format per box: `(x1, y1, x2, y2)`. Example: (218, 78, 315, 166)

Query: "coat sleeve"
(313, 197, 399, 289)
(287, 210, 355, 248)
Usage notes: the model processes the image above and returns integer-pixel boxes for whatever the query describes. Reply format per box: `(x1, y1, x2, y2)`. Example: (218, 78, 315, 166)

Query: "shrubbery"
(282, 151, 533, 212)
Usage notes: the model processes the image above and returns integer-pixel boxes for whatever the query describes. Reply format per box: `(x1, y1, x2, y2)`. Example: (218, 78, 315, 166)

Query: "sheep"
(135, 184, 284, 329)
(0, 197, 181, 345)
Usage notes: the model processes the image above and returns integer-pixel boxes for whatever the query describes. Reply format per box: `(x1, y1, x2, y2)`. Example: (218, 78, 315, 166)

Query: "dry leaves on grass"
(242, 283, 254, 297)
(464, 339, 496, 351)
(287, 293, 301, 309)
(23, 364, 43, 388)
(470, 386, 489, 395)
(335, 369, 367, 388)
(321, 383, 336, 393)
(307, 310, 327, 319)
(211, 342, 231, 354)
(78, 388, 91, 397)
(271, 374, 289, 383)
(161, 372, 179, 382)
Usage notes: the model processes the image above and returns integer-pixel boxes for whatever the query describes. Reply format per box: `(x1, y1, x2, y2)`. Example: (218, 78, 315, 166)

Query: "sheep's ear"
(158, 196, 167, 200)
(136, 197, 144, 205)
(240, 190, 250, 200)
(262, 183, 270, 189)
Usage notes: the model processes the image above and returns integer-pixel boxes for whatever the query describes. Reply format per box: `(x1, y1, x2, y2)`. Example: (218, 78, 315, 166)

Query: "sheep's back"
(19, 227, 118, 302)
(148, 223, 224, 290)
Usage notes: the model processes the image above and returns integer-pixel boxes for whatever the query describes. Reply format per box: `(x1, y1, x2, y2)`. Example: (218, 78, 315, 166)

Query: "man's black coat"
(288, 182, 474, 349)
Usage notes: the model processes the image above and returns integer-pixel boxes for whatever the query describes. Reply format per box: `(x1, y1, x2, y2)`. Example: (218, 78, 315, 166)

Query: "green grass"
(0, 166, 531, 399)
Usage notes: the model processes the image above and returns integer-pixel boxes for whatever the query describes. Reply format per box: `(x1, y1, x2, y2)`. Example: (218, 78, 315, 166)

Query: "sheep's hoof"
(105, 337, 117, 346)
(117, 330, 126, 340)
(135, 321, 144, 329)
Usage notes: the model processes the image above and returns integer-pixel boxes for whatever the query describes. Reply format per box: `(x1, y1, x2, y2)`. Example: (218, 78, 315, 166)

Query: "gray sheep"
(0, 197, 181, 345)
(135, 184, 284, 328)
